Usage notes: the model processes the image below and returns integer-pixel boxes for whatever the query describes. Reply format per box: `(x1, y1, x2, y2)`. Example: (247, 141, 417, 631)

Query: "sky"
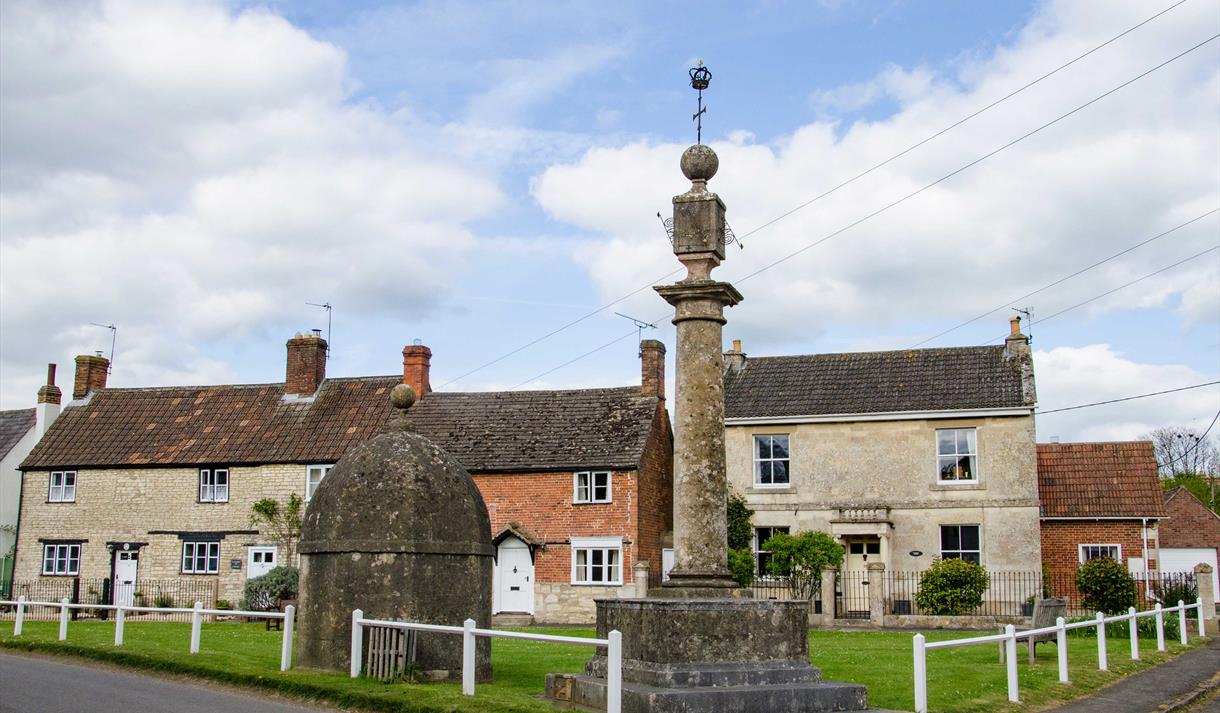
(0, 0, 1217, 444)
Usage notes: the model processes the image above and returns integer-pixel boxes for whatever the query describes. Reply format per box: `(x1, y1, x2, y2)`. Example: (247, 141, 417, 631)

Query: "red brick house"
(16, 334, 672, 624)
(1038, 441, 1167, 603)
(1160, 487, 1220, 597)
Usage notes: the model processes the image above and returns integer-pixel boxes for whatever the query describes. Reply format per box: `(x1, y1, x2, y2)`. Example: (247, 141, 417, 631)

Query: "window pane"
(183, 544, 192, 572)
(771, 436, 789, 460)
(771, 460, 789, 484)
(956, 430, 971, 453)
(941, 526, 960, 551)
(962, 552, 981, 564)
(938, 456, 958, 480)
(937, 431, 955, 455)
(961, 526, 980, 551)
(963, 429, 977, 453)
(956, 456, 974, 480)
(756, 437, 771, 459)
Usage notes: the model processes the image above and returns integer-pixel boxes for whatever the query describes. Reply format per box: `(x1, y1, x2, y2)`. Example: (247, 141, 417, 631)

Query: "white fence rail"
(3, 595, 295, 671)
(912, 600, 1206, 713)
(350, 609, 622, 713)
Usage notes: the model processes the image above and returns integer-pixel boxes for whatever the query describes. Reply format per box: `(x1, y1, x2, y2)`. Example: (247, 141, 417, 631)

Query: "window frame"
(573, 471, 612, 504)
(181, 541, 221, 575)
(1079, 543, 1122, 564)
(936, 428, 979, 484)
(570, 537, 623, 586)
(41, 543, 81, 576)
(752, 434, 791, 488)
(48, 470, 77, 503)
(753, 526, 790, 578)
(939, 524, 982, 564)
(198, 467, 230, 503)
(305, 464, 333, 501)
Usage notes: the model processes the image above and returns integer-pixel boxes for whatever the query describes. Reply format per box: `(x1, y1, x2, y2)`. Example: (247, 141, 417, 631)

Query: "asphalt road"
(0, 651, 335, 713)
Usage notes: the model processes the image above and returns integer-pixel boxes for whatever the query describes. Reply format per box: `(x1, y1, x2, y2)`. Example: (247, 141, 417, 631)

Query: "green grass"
(0, 619, 1207, 712)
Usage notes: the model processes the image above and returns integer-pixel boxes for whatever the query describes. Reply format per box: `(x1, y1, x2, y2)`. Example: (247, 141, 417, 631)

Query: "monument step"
(551, 673, 877, 713)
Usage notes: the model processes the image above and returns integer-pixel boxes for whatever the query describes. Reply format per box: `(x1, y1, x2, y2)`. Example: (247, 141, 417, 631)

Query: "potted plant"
(1021, 595, 1035, 617)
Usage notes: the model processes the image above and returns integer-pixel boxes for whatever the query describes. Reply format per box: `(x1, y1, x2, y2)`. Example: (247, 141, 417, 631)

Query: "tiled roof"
(1037, 441, 1167, 518)
(21, 378, 660, 473)
(1161, 488, 1220, 548)
(724, 345, 1030, 418)
(0, 408, 35, 461)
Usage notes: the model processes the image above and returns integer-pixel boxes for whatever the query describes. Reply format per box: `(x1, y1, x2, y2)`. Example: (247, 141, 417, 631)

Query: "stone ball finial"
(681, 144, 719, 182)
(391, 383, 416, 411)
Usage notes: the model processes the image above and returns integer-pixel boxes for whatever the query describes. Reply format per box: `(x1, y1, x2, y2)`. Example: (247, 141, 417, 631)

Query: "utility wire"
(511, 328, 642, 389)
(1156, 409, 1220, 470)
(988, 245, 1219, 342)
(510, 34, 1220, 386)
(1037, 381, 1220, 414)
(435, 6, 1195, 390)
(913, 209, 1219, 347)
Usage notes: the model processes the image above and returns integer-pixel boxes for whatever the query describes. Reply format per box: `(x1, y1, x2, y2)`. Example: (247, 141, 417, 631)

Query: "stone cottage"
(15, 334, 672, 624)
(721, 318, 1041, 616)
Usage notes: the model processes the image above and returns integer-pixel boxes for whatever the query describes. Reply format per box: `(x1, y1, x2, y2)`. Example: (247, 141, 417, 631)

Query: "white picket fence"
(349, 609, 623, 713)
(912, 600, 1207, 713)
(3, 595, 296, 671)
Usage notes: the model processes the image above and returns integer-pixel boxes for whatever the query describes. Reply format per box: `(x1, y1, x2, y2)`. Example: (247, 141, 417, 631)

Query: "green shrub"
(726, 493, 754, 551)
(242, 566, 299, 611)
(915, 558, 989, 615)
(1155, 577, 1197, 607)
(1075, 558, 1136, 614)
(153, 593, 174, 609)
(728, 547, 755, 587)
(214, 599, 233, 610)
(763, 530, 843, 600)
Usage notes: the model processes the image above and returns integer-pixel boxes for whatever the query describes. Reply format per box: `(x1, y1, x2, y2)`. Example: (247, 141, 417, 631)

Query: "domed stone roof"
(299, 428, 492, 556)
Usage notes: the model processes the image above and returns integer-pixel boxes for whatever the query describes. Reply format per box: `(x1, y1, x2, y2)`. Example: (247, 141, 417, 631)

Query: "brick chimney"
(640, 339, 666, 399)
(73, 353, 109, 400)
(403, 343, 432, 397)
(36, 363, 62, 437)
(723, 339, 747, 374)
(285, 331, 328, 397)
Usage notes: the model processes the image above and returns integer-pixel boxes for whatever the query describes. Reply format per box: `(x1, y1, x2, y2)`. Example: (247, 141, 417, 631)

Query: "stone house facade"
(15, 334, 672, 624)
(1159, 487, 1219, 597)
(1037, 440, 1166, 600)
(722, 318, 1041, 616)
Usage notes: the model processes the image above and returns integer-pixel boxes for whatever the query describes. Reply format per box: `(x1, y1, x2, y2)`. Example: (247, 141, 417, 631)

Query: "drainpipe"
(1141, 517, 1151, 599)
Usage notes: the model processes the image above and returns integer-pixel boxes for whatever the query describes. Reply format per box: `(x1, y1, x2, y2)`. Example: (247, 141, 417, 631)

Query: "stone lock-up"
(547, 144, 877, 712)
(296, 384, 494, 680)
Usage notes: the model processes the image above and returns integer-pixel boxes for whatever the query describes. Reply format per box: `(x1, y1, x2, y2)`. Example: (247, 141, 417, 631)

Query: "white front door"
(248, 546, 278, 580)
(114, 551, 138, 607)
(496, 539, 534, 614)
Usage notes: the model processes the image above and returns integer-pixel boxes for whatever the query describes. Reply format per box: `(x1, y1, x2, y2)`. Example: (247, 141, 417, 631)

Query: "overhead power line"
(436, 5, 1196, 390)
(511, 33, 1220, 386)
(913, 209, 1219, 347)
(1037, 381, 1220, 415)
(1156, 409, 1220, 470)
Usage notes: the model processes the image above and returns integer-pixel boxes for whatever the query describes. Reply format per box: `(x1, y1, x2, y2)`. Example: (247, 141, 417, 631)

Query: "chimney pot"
(73, 354, 110, 400)
(1010, 316, 1021, 336)
(732, 339, 741, 352)
(285, 333, 328, 396)
(403, 343, 433, 398)
(723, 338, 747, 373)
(639, 339, 666, 399)
(37, 363, 62, 405)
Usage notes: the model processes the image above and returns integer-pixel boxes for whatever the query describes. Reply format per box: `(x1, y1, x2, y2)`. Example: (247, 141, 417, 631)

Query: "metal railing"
(349, 609, 623, 713)
(2, 578, 217, 622)
(911, 600, 1207, 712)
(3, 596, 295, 671)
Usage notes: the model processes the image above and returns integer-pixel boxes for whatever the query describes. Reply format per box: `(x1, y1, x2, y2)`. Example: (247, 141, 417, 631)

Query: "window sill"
(40, 573, 80, 577)
(45, 500, 76, 504)
(930, 481, 985, 491)
(747, 486, 796, 495)
(573, 500, 613, 506)
(570, 582, 623, 587)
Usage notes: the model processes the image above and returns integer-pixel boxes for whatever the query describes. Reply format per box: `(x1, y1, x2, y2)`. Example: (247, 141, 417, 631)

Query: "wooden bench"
(1000, 597, 1068, 663)
(266, 599, 297, 631)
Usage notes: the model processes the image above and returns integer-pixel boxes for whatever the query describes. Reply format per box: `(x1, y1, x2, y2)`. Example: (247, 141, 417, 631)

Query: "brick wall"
(1040, 519, 1159, 583)
(634, 402, 673, 582)
(1161, 489, 1220, 549)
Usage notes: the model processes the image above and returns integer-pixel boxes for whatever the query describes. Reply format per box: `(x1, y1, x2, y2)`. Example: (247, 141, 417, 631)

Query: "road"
(0, 651, 337, 713)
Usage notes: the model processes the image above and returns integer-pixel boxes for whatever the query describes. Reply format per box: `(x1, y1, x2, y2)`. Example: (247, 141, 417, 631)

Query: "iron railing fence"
(1, 578, 217, 622)
(836, 570, 870, 619)
(883, 570, 1199, 618)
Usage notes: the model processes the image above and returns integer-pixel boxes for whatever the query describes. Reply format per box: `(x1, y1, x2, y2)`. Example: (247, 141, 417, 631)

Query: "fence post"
(1096, 612, 1108, 670)
(1195, 563, 1215, 634)
(913, 634, 928, 713)
(58, 597, 70, 640)
(115, 606, 125, 646)
(867, 562, 885, 625)
(1056, 617, 1069, 684)
(14, 595, 24, 636)
(1128, 607, 1139, 660)
(349, 609, 363, 678)
(1154, 603, 1165, 652)
(1178, 600, 1188, 645)
(820, 567, 837, 625)
(280, 605, 295, 672)
(607, 629, 622, 713)
(1004, 624, 1019, 703)
(1197, 599, 1205, 638)
(190, 601, 202, 654)
(462, 618, 476, 696)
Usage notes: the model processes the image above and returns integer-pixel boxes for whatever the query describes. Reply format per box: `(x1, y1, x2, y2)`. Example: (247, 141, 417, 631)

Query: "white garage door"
(1161, 548, 1219, 596)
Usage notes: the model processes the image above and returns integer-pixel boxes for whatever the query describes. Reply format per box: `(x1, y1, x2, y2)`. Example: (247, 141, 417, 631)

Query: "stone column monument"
(547, 73, 875, 710)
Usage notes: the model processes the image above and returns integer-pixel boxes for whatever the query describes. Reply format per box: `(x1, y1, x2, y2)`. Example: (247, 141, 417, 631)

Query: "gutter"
(725, 407, 1032, 425)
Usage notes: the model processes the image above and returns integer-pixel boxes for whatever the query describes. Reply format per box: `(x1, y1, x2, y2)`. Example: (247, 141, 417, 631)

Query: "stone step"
(551, 673, 879, 713)
(492, 612, 534, 627)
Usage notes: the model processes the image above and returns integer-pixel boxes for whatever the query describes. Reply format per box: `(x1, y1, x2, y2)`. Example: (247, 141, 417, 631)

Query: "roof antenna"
(88, 323, 117, 373)
(1013, 306, 1033, 343)
(306, 302, 333, 356)
(615, 312, 659, 346)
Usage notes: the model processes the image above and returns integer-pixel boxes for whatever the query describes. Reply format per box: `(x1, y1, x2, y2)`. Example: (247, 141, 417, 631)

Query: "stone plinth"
(548, 598, 871, 712)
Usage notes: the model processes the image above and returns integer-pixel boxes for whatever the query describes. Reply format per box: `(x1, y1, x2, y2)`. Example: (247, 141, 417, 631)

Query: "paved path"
(1046, 636, 1220, 713)
(0, 651, 336, 713)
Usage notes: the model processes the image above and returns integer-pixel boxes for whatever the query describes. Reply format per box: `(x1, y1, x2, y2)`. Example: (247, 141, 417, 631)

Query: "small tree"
(728, 547, 755, 588)
(242, 566, 299, 611)
(915, 558, 989, 615)
(763, 530, 844, 600)
(726, 491, 755, 587)
(1075, 557, 1136, 614)
(249, 494, 303, 563)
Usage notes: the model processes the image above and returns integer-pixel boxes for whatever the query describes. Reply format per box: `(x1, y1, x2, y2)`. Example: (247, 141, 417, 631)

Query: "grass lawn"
(0, 619, 1207, 712)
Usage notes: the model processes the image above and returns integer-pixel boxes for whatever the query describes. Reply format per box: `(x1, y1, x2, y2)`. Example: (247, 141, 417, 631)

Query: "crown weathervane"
(689, 60, 711, 144)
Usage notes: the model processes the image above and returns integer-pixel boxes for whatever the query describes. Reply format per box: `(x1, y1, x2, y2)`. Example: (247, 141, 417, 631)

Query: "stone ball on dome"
(680, 144, 719, 182)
